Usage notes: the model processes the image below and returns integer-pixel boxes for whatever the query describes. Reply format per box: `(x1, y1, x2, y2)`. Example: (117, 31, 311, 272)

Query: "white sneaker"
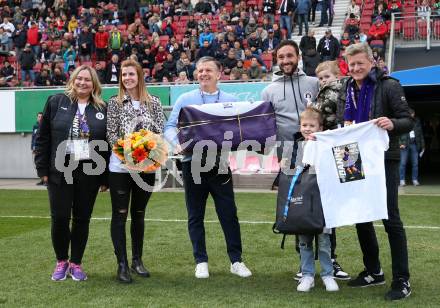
(322, 276, 339, 292)
(413, 180, 420, 186)
(297, 276, 315, 292)
(400, 180, 406, 186)
(195, 262, 209, 278)
(230, 262, 252, 278)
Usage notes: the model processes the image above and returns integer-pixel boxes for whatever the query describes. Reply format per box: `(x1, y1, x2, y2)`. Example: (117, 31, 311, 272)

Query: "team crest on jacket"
(96, 112, 104, 120)
(304, 91, 313, 100)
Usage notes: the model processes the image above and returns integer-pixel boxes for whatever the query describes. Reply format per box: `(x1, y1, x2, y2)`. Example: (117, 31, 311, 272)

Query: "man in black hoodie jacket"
(341, 43, 413, 301)
(19, 44, 36, 83)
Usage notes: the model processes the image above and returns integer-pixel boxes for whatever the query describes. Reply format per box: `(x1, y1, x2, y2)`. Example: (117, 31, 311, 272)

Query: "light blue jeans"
(280, 15, 292, 39)
(399, 143, 419, 181)
(299, 233, 333, 277)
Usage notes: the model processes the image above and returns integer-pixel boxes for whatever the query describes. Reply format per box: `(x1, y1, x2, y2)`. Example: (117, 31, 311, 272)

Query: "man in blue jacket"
(296, 0, 312, 36)
(164, 56, 252, 280)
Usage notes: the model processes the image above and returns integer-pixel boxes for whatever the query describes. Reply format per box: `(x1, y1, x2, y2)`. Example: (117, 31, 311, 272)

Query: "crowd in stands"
(0, 0, 438, 88)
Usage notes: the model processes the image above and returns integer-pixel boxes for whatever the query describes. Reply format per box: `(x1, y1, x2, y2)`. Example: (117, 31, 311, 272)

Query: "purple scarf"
(344, 77, 375, 123)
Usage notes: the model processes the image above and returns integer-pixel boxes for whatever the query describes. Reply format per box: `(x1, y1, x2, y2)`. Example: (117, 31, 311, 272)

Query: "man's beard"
(280, 62, 298, 76)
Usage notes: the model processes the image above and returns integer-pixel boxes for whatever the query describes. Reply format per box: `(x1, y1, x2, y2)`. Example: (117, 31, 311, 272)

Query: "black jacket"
(35, 93, 109, 185)
(317, 35, 340, 60)
(399, 118, 424, 152)
(19, 50, 36, 70)
(12, 29, 27, 49)
(339, 68, 414, 160)
(105, 62, 120, 84)
(299, 35, 317, 55)
(279, 0, 296, 15)
(263, 0, 276, 14)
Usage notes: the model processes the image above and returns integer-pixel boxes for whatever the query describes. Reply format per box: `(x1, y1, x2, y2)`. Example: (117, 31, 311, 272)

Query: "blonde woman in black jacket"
(107, 59, 164, 283)
(35, 65, 109, 282)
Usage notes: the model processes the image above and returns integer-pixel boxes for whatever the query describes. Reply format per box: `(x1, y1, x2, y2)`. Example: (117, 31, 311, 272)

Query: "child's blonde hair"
(315, 60, 340, 77)
(300, 107, 324, 126)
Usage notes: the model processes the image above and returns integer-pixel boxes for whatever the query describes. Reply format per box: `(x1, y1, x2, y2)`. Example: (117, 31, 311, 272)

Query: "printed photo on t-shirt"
(332, 142, 365, 183)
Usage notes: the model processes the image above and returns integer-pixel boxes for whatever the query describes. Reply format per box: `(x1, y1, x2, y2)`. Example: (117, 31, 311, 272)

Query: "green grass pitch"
(0, 190, 439, 307)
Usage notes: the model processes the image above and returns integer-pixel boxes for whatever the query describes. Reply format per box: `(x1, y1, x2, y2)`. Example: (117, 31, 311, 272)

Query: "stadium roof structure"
(391, 65, 440, 87)
(391, 65, 440, 105)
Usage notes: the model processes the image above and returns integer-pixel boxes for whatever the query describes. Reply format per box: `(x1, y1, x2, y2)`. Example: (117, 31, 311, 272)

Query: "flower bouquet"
(112, 129, 168, 172)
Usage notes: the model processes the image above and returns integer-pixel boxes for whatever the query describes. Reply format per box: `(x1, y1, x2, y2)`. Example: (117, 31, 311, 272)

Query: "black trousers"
(308, 0, 318, 22)
(355, 160, 410, 281)
(182, 162, 242, 264)
(48, 168, 101, 264)
(109, 172, 155, 264)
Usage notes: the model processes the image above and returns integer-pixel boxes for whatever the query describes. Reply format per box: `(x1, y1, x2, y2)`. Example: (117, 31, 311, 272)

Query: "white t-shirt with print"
(302, 120, 389, 228)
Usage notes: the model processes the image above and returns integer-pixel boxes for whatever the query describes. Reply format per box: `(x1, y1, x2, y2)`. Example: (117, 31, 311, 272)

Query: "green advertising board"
(15, 86, 170, 132)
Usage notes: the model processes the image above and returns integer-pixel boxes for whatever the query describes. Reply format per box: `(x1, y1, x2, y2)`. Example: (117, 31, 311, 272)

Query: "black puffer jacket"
(35, 93, 109, 185)
(339, 68, 414, 160)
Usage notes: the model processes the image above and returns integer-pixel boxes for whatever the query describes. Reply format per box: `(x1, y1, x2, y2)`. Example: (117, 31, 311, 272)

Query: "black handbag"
(273, 165, 325, 247)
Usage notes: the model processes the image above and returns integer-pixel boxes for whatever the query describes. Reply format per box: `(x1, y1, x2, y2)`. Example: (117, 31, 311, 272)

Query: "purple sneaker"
(69, 262, 88, 281)
(51, 260, 69, 281)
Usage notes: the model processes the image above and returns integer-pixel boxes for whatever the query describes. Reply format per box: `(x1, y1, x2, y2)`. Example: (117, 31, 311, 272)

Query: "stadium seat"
(370, 40, 384, 49)
(403, 19, 416, 40)
(117, 24, 127, 31)
(434, 20, 440, 39)
(159, 35, 170, 47)
(261, 53, 273, 72)
(33, 63, 42, 72)
(7, 56, 16, 63)
(236, 155, 261, 174)
(418, 19, 428, 39)
(388, 20, 402, 34)
(81, 61, 93, 67)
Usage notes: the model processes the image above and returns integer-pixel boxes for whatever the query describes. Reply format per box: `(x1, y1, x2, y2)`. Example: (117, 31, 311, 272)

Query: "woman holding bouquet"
(35, 65, 109, 281)
(107, 59, 165, 283)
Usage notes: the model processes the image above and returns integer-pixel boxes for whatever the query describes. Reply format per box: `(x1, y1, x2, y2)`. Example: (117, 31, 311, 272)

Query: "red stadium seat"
(7, 56, 16, 63)
(261, 53, 273, 72)
(117, 24, 127, 31)
(418, 19, 428, 39)
(159, 35, 170, 47)
(402, 19, 416, 40)
(434, 20, 440, 39)
(81, 61, 93, 67)
(370, 40, 384, 49)
(33, 63, 42, 72)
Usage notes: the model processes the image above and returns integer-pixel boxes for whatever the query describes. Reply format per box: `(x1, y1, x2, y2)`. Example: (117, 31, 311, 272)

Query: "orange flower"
(132, 147, 147, 163)
(147, 140, 156, 149)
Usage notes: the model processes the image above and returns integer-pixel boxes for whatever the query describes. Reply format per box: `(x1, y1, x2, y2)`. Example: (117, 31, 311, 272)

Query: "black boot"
(117, 262, 132, 283)
(131, 259, 150, 277)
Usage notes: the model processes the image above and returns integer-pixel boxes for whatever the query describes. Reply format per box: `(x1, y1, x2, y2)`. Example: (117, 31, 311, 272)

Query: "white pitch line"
(0, 215, 440, 230)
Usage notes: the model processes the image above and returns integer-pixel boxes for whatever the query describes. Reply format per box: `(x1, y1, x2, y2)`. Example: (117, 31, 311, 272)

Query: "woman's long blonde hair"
(65, 65, 105, 109)
(117, 59, 151, 106)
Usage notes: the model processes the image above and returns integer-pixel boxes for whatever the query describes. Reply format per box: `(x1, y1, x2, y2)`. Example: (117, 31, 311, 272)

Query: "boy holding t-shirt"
(295, 107, 339, 292)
